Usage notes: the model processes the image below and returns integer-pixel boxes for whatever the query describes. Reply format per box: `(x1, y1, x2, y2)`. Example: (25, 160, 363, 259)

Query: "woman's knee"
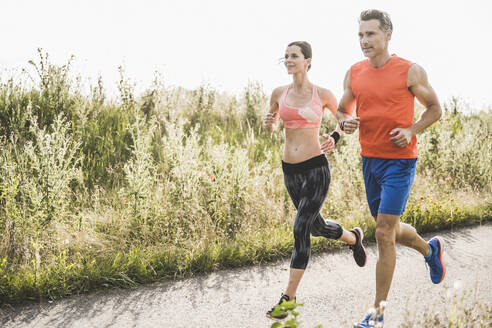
(293, 211, 314, 238)
(311, 219, 342, 239)
(293, 222, 307, 240)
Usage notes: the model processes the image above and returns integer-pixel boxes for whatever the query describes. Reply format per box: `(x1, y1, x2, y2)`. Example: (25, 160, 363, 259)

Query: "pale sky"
(1, 0, 491, 110)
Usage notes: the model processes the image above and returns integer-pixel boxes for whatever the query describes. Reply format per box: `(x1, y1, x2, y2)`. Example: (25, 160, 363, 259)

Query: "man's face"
(358, 19, 391, 58)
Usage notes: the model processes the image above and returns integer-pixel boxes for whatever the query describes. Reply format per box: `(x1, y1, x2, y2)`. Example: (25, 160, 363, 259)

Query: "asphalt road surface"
(2, 223, 491, 328)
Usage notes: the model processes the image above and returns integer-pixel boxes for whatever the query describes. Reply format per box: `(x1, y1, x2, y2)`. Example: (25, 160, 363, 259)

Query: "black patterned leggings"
(282, 154, 343, 270)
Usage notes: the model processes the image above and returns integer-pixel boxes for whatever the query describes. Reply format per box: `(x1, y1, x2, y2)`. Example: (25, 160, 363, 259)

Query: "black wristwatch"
(330, 131, 340, 145)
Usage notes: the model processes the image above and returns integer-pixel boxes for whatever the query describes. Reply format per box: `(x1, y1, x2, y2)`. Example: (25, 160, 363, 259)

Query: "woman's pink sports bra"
(278, 84, 324, 129)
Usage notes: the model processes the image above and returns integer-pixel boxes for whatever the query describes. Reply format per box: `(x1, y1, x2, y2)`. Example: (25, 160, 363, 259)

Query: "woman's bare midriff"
(282, 127, 323, 164)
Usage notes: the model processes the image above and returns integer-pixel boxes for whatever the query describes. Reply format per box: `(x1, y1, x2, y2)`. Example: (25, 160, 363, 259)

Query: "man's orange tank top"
(350, 54, 417, 159)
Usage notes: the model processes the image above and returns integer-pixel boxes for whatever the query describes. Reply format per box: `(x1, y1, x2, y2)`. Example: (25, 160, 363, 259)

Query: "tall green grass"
(0, 51, 491, 304)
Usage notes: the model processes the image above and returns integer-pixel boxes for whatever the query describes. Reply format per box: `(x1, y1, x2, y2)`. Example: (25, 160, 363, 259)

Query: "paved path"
(1, 223, 491, 328)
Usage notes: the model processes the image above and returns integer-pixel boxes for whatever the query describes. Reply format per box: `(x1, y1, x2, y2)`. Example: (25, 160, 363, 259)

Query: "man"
(336, 9, 445, 328)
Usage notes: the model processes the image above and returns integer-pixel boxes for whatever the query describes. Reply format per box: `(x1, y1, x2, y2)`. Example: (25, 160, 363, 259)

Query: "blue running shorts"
(362, 156, 417, 218)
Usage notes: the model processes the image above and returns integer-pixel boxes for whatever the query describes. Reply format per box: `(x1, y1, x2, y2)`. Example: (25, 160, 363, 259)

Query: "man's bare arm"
(408, 64, 442, 134)
(318, 87, 340, 154)
(389, 64, 442, 147)
(336, 69, 359, 134)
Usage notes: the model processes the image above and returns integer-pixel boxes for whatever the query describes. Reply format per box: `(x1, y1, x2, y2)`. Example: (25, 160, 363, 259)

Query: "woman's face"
(284, 45, 310, 74)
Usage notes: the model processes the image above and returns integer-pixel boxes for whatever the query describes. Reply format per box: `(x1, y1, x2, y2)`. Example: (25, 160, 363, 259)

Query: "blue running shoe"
(353, 308, 384, 328)
(425, 236, 446, 284)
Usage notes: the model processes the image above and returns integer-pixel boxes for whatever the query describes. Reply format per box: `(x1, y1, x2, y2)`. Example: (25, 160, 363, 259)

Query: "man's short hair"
(359, 9, 393, 32)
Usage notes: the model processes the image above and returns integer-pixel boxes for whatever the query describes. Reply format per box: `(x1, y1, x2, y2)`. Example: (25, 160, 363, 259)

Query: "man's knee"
(375, 215, 399, 246)
(395, 222, 416, 239)
(375, 226, 396, 247)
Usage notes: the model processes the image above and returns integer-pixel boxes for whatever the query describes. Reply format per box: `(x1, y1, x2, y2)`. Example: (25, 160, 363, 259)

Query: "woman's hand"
(320, 134, 335, 154)
(265, 113, 278, 133)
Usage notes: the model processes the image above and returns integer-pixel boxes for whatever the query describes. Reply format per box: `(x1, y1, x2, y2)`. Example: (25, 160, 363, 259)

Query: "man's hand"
(264, 113, 277, 132)
(389, 127, 414, 148)
(341, 117, 360, 134)
(320, 134, 335, 154)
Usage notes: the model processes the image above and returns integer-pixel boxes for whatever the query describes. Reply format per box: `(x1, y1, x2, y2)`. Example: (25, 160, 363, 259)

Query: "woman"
(265, 41, 367, 321)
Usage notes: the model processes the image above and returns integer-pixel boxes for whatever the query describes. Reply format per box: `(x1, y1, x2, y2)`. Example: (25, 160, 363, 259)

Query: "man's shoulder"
(350, 59, 369, 70)
(350, 59, 370, 78)
(392, 55, 413, 68)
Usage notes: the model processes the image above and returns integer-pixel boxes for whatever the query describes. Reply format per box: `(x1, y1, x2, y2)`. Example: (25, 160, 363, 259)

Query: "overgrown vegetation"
(0, 51, 491, 305)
